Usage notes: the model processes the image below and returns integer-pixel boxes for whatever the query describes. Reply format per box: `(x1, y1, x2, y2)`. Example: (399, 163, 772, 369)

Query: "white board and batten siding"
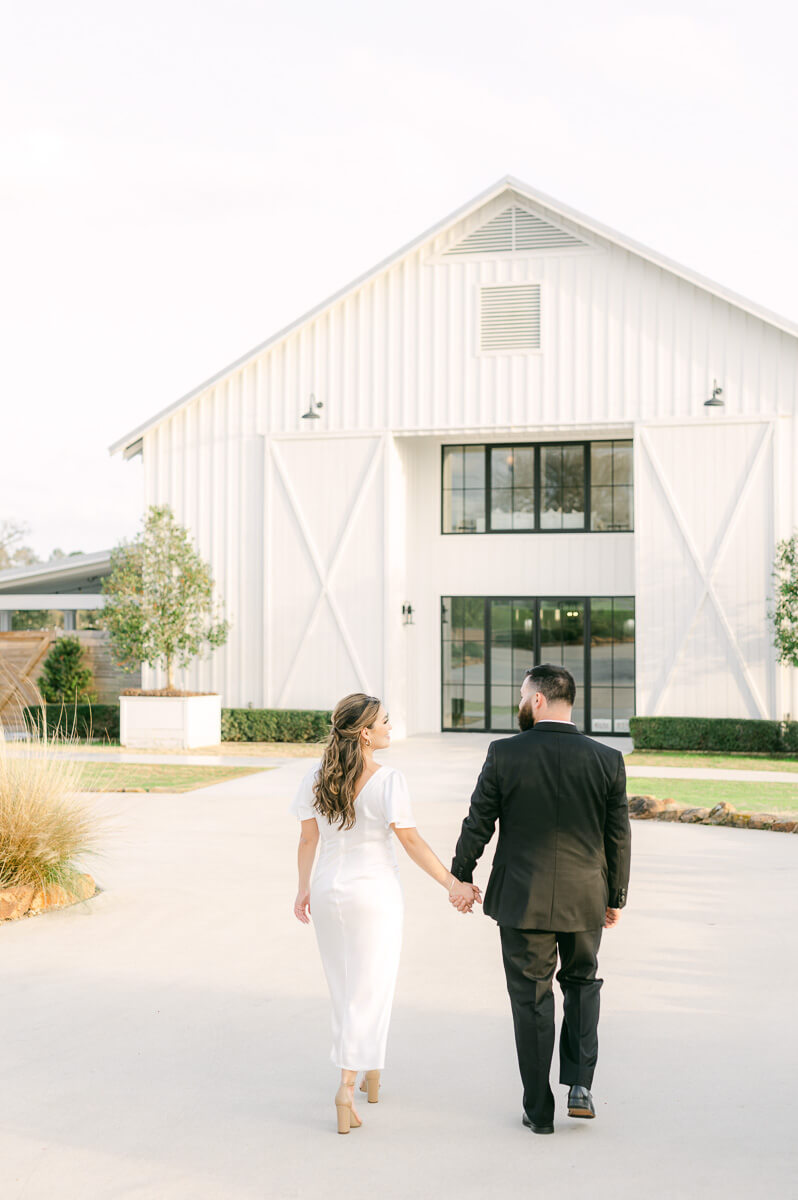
(130, 179, 798, 727)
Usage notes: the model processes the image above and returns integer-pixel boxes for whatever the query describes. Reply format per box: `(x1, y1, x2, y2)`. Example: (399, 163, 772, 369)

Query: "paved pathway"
(1, 736, 796, 1199)
(7, 731, 798, 782)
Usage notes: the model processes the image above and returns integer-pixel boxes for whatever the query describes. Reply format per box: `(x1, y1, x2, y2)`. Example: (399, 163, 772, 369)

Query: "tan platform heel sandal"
(359, 1070, 381, 1104)
(335, 1084, 363, 1134)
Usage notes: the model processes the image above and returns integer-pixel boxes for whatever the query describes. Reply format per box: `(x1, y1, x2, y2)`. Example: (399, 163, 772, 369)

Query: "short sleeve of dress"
(382, 769, 416, 829)
(290, 765, 320, 821)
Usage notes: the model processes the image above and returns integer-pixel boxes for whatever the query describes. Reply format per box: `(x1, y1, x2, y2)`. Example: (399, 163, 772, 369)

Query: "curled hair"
(313, 693, 382, 830)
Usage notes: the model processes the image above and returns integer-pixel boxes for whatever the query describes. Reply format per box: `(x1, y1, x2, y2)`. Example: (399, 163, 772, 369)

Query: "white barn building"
(111, 176, 798, 738)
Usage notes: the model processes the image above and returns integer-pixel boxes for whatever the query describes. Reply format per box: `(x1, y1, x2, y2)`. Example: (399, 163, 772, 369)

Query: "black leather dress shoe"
(567, 1085, 595, 1118)
(522, 1113, 554, 1134)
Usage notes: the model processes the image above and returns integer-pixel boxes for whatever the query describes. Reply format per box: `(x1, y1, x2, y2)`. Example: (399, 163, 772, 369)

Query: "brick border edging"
(629, 796, 796, 832)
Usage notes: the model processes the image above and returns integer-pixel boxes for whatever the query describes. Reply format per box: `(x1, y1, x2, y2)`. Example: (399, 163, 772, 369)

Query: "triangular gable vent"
(444, 205, 587, 255)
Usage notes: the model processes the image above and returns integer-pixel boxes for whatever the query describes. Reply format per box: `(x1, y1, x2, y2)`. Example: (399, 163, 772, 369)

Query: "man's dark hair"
(524, 663, 576, 706)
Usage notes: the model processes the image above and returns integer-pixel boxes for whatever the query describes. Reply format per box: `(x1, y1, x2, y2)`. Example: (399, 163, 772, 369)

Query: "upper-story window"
(441, 440, 633, 534)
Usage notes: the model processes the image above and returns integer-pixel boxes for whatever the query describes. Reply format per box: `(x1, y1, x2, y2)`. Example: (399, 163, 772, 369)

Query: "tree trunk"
(167, 657, 175, 690)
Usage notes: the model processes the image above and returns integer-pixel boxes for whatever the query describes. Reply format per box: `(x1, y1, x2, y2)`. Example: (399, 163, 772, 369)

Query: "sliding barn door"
(634, 419, 776, 719)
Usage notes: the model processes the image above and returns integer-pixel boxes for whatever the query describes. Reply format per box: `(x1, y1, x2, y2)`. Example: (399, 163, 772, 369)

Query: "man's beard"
(517, 700, 535, 732)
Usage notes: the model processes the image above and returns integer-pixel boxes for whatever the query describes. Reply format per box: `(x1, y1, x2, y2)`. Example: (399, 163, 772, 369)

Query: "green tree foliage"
(100, 506, 230, 689)
(0, 519, 38, 569)
(38, 635, 97, 703)
(771, 534, 798, 668)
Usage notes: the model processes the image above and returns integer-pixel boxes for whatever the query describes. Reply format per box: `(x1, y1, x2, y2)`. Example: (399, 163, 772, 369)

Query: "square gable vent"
(445, 205, 586, 256)
(480, 284, 541, 353)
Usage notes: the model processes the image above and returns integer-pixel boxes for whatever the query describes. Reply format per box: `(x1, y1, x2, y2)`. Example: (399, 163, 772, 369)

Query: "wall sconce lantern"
(301, 394, 323, 420)
(402, 604, 415, 626)
(704, 380, 724, 408)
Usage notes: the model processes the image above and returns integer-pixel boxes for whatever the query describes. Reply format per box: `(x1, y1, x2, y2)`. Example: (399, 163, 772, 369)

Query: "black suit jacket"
(451, 721, 631, 932)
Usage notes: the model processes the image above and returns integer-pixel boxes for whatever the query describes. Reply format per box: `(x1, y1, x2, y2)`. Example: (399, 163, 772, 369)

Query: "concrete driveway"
(1, 735, 796, 1199)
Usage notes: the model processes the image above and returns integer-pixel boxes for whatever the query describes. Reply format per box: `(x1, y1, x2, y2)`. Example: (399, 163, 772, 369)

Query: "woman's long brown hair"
(313, 693, 382, 830)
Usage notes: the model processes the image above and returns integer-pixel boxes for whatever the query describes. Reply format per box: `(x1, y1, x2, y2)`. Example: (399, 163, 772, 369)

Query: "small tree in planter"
(38, 635, 97, 705)
(771, 534, 798, 671)
(100, 506, 230, 747)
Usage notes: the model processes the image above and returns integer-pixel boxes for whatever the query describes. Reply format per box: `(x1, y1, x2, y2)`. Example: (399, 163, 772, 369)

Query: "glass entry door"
(538, 600, 586, 730)
(441, 595, 632, 733)
(489, 599, 536, 730)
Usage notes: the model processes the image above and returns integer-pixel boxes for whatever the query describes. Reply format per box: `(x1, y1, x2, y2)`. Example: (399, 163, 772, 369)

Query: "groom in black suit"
(450, 663, 631, 1134)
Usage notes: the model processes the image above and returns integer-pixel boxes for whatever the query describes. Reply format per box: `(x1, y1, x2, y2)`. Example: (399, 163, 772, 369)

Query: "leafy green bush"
(781, 721, 798, 755)
(21, 705, 331, 743)
(221, 708, 331, 743)
(629, 716, 798, 754)
(37, 635, 97, 704)
(23, 705, 120, 742)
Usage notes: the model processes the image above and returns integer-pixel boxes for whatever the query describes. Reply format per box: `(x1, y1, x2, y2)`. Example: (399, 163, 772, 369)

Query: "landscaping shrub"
(629, 716, 795, 754)
(0, 735, 102, 890)
(20, 705, 330, 743)
(38, 635, 97, 704)
(23, 704, 120, 742)
(221, 708, 331, 743)
(780, 721, 798, 754)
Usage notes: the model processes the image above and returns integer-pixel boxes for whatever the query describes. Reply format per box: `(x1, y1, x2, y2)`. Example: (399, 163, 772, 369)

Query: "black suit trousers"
(499, 926, 603, 1126)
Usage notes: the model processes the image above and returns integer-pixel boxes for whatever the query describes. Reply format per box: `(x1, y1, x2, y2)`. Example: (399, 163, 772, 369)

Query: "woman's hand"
(449, 879, 482, 913)
(293, 889, 312, 924)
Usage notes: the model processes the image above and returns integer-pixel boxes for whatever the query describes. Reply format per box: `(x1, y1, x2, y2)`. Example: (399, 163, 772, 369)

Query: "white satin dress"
(291, 764, 416, 1070)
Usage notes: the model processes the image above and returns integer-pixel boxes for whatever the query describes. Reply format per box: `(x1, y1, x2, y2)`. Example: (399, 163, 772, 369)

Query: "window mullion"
(534, 445, 541, 530)
(485, 445, 491, 533)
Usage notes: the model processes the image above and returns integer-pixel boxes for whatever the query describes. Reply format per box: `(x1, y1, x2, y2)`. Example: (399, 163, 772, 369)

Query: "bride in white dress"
(292, 692, 480, 1133)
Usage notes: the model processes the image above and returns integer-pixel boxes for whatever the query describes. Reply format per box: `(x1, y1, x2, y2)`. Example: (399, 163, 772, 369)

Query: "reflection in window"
(590, 597, 635, 732)
(490, 447, 535, 530)
(540, 444, 585, 529)
(443, 440, 633, 535)
(442, 595, 635, 734)
(442, 446, 486, 533)
(441, 596, 486, 729)
(590, 441, 633, 531)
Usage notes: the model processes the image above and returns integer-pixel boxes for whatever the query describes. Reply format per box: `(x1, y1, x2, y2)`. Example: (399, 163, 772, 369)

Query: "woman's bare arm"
(294, 818, 320, 923)
(392, 825, 481, 910)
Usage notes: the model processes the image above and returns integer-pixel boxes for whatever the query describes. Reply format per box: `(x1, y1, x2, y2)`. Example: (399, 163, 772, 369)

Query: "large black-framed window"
(441, 595, 635, 735)
(441, 440, 633, 534)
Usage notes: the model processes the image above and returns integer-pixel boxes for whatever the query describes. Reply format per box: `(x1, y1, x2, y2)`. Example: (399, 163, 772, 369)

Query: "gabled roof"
(110, 174, 798, 456)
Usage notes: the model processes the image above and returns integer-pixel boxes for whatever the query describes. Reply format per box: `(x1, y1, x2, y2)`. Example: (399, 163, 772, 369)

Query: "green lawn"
(626, 750, 798, 773)
(76, 763, 270, 793)
(629, 776, 798, 815)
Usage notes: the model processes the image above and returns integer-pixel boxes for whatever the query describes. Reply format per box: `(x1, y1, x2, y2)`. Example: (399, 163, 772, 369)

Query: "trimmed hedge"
(221, 708, 331, 743)
(629, 716, 798, 754)
(23, 704, 120, 742)
(19, 705, 331, 744)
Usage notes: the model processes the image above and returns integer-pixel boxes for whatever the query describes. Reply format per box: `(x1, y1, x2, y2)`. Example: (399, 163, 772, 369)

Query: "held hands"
(293, 889, 311, 924)
(449, 878, 482, 914)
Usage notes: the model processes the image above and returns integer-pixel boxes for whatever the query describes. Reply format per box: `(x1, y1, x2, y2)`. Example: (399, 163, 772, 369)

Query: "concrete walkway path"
(2, 736, 796, 1199)
(7, 730, 798, 782)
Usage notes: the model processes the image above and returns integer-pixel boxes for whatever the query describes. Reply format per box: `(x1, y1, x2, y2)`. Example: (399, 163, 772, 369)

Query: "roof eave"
(110, 173, 798, 456)
(109, 176, 517, 456)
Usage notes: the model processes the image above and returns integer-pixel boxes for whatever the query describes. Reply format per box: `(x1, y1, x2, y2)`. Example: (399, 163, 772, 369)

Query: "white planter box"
(119, 694, 222, 749)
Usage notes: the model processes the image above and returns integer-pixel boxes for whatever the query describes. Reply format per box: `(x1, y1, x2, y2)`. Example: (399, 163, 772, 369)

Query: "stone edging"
(0, 874, 96, 922)
(629, 796, 796, 832)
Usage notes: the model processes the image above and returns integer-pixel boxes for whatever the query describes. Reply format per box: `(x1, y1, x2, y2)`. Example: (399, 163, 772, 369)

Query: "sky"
(1, 0, 797, 561)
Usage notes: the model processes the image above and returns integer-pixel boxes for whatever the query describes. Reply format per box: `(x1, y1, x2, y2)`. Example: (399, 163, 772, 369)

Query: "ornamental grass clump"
(0, 728, 102, 892)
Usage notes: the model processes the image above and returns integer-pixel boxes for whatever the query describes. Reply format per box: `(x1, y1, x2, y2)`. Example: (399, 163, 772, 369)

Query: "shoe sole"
(568, 1107, 595, 1119)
